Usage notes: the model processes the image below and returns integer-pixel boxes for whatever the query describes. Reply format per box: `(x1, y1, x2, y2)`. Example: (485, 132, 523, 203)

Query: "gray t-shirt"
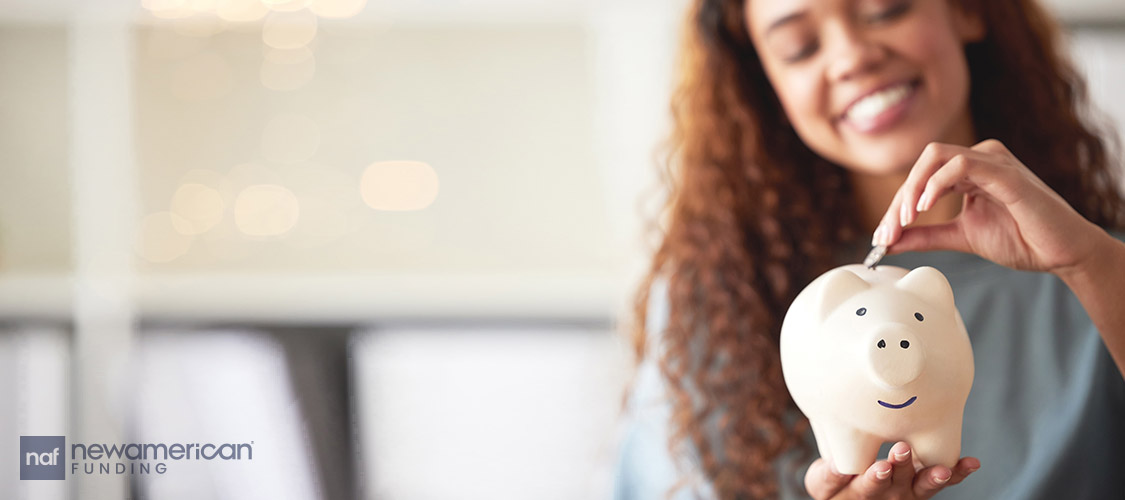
(613, 245, 1125, 499)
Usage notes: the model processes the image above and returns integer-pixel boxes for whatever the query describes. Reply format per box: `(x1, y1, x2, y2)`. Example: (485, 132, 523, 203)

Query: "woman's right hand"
(804, 442, 980, 500)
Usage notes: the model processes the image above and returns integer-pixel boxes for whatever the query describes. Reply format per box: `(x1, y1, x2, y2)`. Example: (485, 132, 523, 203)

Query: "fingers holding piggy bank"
(780, 265, 974, 475)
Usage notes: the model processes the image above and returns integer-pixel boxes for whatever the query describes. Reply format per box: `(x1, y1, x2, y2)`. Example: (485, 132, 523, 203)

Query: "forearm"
(1057, 230, 1125, 378)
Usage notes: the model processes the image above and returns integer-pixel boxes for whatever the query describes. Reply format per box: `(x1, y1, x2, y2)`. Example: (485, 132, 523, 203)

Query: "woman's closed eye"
(860, 0, 913, 25)
(783, 40, 820, 63)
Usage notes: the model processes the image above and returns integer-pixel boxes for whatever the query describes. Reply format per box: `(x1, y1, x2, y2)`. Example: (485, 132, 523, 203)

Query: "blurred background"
(0, 0, 1123, 499)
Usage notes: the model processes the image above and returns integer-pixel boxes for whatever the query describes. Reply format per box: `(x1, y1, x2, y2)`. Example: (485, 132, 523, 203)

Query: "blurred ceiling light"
(234, 184, 301, 237)
(260, 47, 316, 91)
(360, 161, 440, 211)
(261, 113, 321, 164)
(262, 0, 311, 12)
(186, 0, 219, 12)
(135, 212, 195, 263)
(309, 0, 367, 19)
(169, 52, 234, 101)
(216, 0, 269, 22)
(262, 10, 318, 50)
(169, 183, 226, 235)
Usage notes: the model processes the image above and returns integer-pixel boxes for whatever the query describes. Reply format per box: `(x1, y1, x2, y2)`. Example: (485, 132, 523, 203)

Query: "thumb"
(804, 458, 853, 500)
(890, 221, 970, 255)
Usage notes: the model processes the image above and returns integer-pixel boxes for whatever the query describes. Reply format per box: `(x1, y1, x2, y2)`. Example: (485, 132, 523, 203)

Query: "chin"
(837, 150, 916, 176)
(838, 135, 933, 175)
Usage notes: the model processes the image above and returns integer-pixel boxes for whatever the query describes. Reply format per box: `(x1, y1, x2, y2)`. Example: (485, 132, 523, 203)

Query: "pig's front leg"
(910, 420, 963, 470)
(809, 419, 832, 465)
(819, 421, 882, 475)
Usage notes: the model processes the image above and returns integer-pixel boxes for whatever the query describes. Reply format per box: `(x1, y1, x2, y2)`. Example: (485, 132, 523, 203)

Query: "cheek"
(772, 70, 830, 138)
(897, 23, 971, 101)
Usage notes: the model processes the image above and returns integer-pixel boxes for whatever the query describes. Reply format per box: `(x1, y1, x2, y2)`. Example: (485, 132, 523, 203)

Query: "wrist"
(1055, 227, 1125, 287)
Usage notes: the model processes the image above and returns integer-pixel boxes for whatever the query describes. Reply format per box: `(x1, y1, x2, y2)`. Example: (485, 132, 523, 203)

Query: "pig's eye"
(856, 307, 867, 316)
(914, 312, 924, 322)
(877, 339, 886, 349)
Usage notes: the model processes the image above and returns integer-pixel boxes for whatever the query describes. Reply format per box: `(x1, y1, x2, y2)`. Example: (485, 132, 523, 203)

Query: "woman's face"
(746, 0, 983, 175)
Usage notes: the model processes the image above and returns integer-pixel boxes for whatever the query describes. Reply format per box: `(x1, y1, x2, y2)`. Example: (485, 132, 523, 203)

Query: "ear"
(895, 266, 955, 311)
(817, 269, 870, 321)
(951, 2, 986, 43)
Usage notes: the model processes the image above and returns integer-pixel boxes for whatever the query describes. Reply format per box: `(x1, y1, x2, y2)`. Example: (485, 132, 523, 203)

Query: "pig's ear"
(895, 266, 955, 311)
(817, 269, 870, 320)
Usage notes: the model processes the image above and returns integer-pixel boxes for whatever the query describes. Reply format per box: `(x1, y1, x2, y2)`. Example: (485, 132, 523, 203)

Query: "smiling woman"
(748, 0, 982, 174)
(614, 0, 1125, 499)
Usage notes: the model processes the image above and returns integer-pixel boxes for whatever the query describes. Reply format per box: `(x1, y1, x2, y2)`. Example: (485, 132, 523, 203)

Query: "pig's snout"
(865, 326, 924, 389)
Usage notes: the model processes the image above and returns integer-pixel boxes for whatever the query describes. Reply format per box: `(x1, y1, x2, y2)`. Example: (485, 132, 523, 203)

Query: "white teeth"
(844, 83, 912, 122)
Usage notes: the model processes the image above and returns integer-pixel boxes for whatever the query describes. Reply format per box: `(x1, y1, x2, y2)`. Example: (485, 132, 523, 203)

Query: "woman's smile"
(838, 79, 921, 134)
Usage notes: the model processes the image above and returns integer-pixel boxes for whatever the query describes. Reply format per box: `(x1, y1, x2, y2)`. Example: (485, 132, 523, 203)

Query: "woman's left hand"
(873, 139, 1115, 277)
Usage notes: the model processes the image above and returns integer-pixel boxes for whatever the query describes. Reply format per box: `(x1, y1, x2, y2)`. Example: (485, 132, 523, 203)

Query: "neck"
(850, 171, 962, 234)
(850, 112, 976, 234)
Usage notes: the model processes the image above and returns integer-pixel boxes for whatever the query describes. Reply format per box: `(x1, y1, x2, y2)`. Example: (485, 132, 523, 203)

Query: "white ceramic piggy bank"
(780, 264, 973, 474)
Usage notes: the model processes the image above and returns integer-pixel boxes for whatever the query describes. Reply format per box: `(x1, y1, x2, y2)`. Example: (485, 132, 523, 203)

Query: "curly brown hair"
(627, 0, 1125, 498)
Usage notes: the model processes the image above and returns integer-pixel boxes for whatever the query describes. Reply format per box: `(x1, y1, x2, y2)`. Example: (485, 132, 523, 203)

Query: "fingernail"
(916, 192, 929, 212)
(899, 203, 909, 226)
(892, 445, 910, 462)
(967, 466, 980, 473)
(872, 225, 887, 246)
(875, 468, 891, 480)
(935, 474, 950, 484)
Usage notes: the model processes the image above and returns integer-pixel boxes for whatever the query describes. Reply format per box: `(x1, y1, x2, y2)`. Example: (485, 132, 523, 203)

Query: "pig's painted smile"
(878, 396, 918, 409)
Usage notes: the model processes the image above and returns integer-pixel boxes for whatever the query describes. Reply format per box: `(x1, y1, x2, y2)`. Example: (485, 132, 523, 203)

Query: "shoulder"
(613, 277, 717, 500)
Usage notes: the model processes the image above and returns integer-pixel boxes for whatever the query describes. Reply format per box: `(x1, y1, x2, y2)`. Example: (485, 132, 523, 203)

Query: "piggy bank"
(780, 264, 974, 474)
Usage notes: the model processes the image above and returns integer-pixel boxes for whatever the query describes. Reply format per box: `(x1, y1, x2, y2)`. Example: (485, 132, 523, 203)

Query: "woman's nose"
(824, 24, 888, 82)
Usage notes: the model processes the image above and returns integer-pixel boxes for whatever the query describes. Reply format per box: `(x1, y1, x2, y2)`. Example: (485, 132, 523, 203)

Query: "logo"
(20, 435, 254, 480)
(20, 436, 65, 480)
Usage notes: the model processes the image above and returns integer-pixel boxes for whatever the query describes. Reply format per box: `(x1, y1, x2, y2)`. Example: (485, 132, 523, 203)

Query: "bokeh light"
(185, 0, 219, 12)
(262, 10, 318, 50)
(234, 184, 301, 237)
(262, 0, 310, 12)
(215, 0, 269, 22)
(360, 161, 440, 212)
(135, 212, 195, 263)
(169, 183, 226, 235)
(309, 0, 367, 19)
(144, 0, 366, 20)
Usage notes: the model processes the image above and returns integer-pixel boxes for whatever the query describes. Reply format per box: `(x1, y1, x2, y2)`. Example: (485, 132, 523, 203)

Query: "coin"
(864, 245, 887, 269)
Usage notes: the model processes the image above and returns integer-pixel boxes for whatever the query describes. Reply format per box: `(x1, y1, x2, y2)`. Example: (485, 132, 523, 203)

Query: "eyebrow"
(764, 11, 807, 37)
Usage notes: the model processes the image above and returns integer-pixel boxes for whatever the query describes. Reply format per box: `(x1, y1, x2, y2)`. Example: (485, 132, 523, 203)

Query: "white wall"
(352, 326, 630, 500)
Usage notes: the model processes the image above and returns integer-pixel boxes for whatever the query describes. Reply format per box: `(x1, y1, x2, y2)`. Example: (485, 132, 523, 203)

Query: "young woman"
(614, 0, 1125, 498)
